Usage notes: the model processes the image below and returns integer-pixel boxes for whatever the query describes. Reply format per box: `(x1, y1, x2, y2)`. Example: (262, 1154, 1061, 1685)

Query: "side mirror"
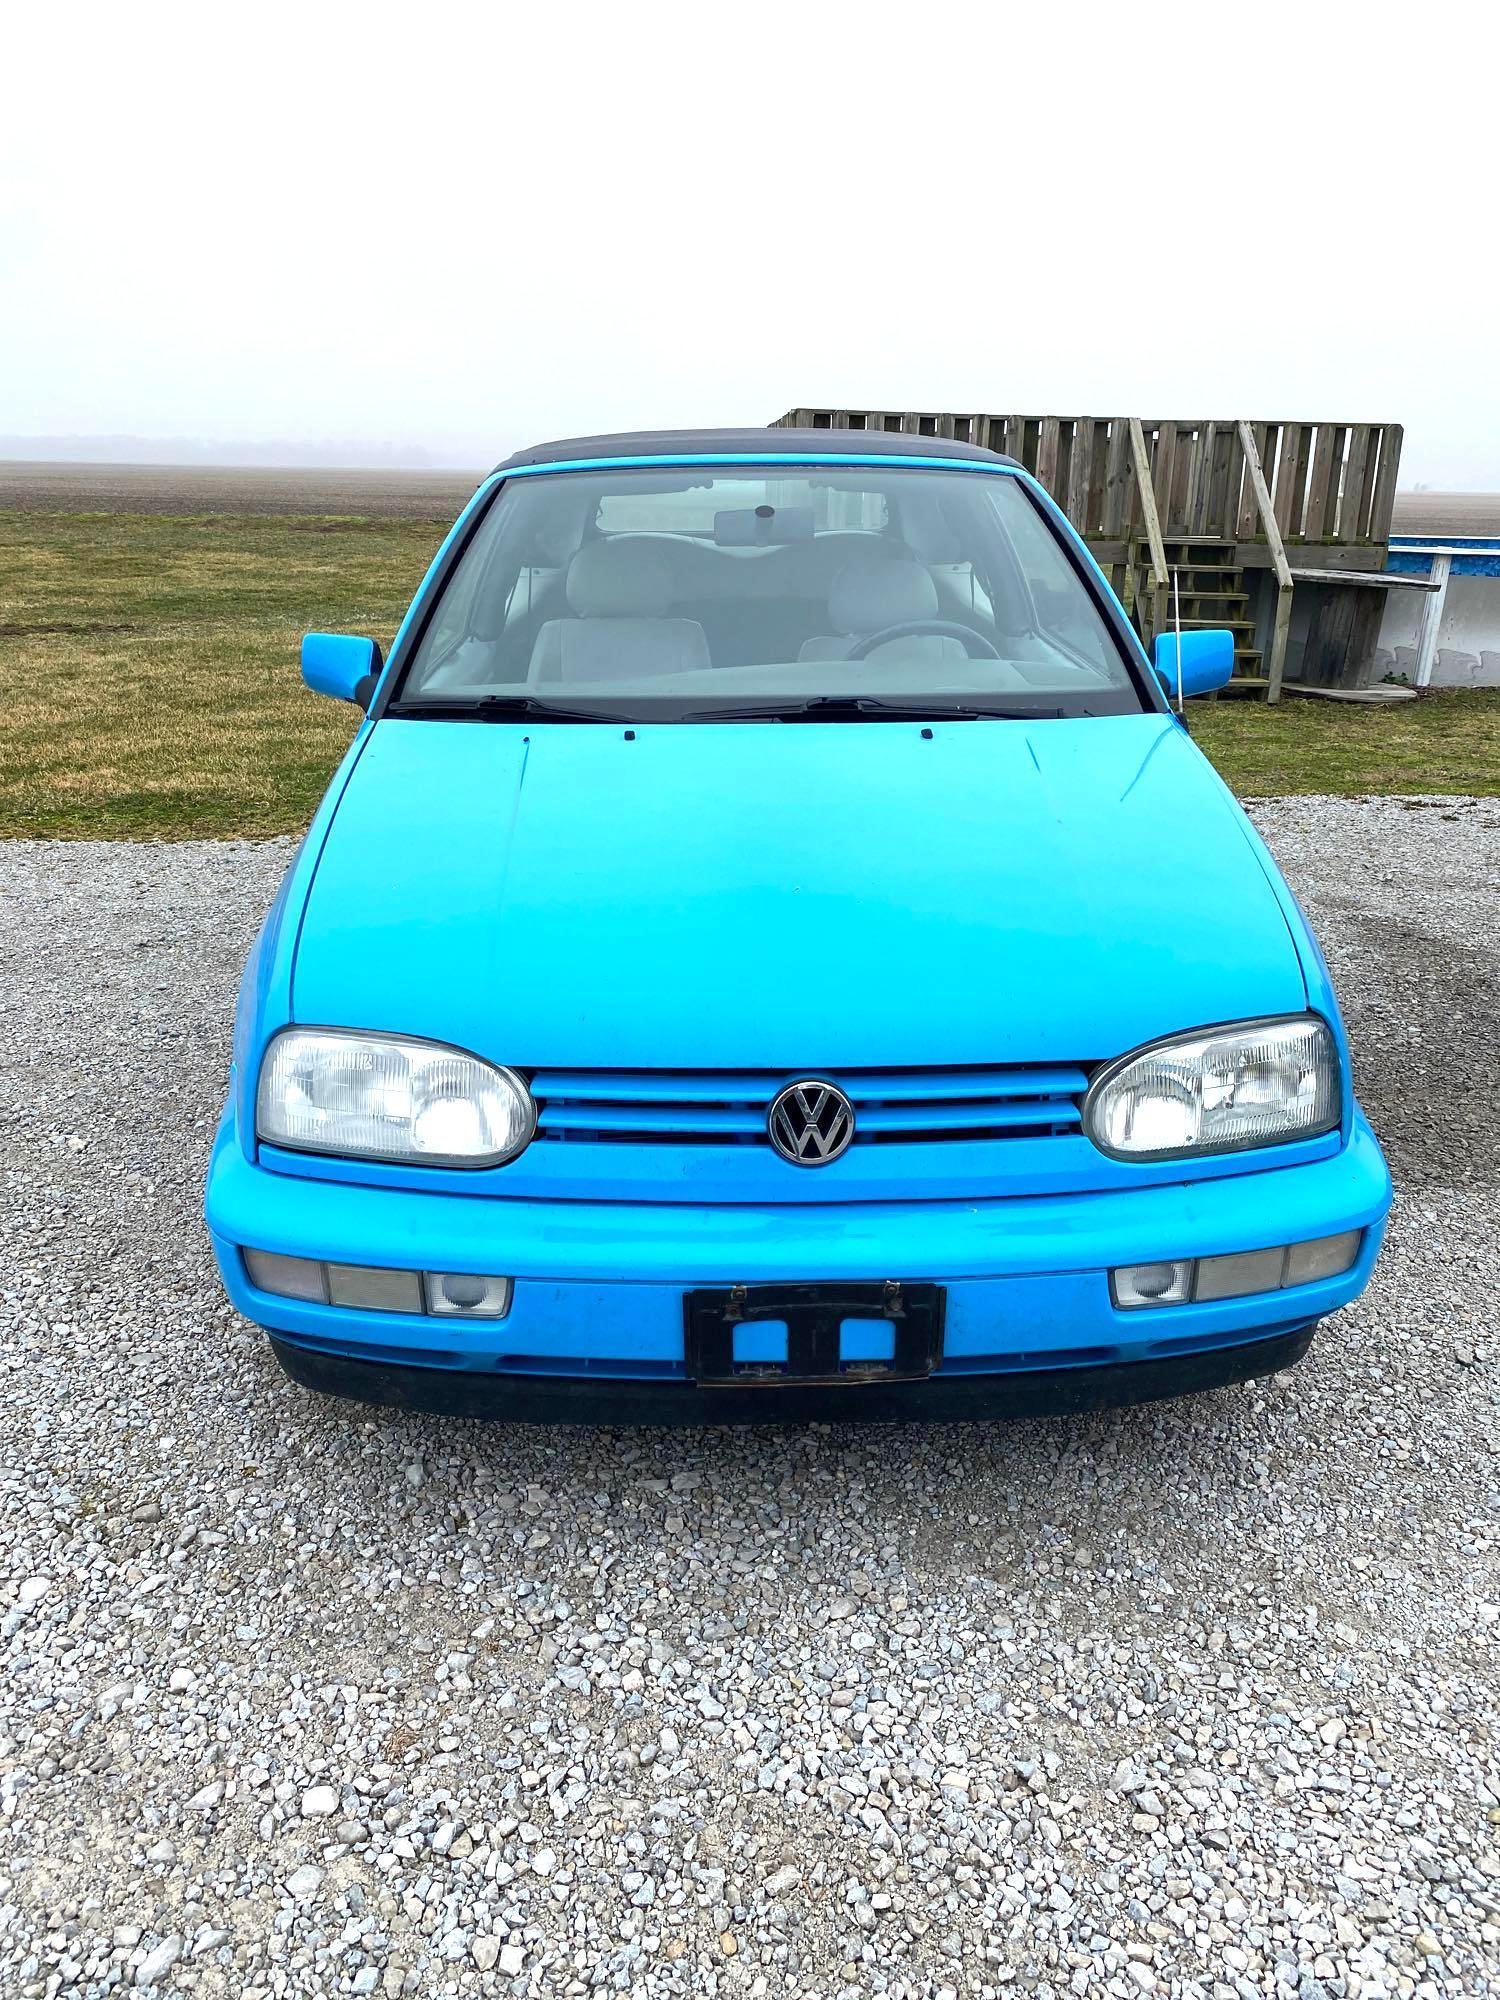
(1153, 628, 1234, 700)
(302, 632, 383, 708)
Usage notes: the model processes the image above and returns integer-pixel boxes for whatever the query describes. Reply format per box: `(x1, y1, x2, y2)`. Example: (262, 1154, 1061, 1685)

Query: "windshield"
(394, 464, 1145, 720)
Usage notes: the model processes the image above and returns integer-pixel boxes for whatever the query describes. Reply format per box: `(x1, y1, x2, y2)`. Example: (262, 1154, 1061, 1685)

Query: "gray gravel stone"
(0, 798, 1497, 1997)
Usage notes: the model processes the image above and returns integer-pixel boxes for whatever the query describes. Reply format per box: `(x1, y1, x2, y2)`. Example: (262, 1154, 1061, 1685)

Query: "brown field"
(0, 460, 484, 519)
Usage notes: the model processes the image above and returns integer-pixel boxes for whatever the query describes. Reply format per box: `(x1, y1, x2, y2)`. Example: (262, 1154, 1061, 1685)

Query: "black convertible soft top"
(492, 427, 1016, 474)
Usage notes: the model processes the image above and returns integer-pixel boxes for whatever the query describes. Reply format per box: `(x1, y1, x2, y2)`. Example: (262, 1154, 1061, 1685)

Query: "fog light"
(1112, 1260, 1193, 1308)
(1195, 1246, 1287, 1302)
(423, 1272, 513, 1319)
(243, 1249, 326, 1302)
(1111, 1228, 1366, 1312)
(325, 1263, 423, 1313)
(1285, 1231, 1361, 1284)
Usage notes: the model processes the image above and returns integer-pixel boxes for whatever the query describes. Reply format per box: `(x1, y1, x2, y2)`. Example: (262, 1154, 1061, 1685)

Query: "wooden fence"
(773, 410, 1403, 553)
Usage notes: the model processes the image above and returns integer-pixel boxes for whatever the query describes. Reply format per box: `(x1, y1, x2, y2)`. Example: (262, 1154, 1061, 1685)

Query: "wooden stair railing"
(1236, 421, 1294, 704)
(1127, 417, 1170, 651)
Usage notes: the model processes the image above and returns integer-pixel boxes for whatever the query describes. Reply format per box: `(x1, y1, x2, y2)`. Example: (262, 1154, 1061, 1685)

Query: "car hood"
(290, 714, 1306, 1068)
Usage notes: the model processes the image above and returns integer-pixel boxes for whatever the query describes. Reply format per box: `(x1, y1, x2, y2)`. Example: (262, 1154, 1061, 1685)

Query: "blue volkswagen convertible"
(204, 428, 1390, 1421)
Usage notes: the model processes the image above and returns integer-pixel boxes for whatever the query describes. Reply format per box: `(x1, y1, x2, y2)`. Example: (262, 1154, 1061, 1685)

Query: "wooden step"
(1159, 564, 1242, 587)
(1176, 616, 1257, 641)
(1176, 594, 1250, 620)
(1157, 540, 1235, 563)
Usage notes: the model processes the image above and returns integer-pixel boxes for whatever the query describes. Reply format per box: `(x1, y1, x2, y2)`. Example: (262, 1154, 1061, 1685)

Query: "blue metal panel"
(208, 1190, 1386, 1381)
(285, 715, 1309, 1082)
(209, 1107, 1390, 1286)
(301, 632, 376, 704)
(230, 730, 377, 1151)
(1153, 629, 1235, 697)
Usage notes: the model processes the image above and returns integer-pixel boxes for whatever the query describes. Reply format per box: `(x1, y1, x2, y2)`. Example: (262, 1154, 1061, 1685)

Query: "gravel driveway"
(2, 798, 1497, 2000)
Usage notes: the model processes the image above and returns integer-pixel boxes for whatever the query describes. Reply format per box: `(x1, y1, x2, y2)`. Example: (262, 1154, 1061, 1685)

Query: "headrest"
(523, 497, 589, 569)
(829, 553, 939, 635)
(899, 495, 966, 565)
(566, 538, 674, 617)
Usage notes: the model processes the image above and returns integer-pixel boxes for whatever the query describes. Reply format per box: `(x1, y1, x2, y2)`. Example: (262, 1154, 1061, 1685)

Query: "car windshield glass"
(394, 464, 1145, 719)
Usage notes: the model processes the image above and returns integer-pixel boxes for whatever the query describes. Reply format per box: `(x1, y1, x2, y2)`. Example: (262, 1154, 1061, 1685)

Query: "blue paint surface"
(1388, 535, 1500, 579)
(286, 714, 1307, 1077)
(204, 447, 1392, 1404)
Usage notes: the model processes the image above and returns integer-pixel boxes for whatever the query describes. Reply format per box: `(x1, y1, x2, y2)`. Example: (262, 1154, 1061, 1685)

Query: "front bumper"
(267, 1325, 1316, 1423)
(204, 1108, 1391, 1420)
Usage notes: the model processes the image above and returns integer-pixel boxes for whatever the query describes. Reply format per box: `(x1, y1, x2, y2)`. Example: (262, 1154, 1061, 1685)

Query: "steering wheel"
(844, 619, 1000, 661)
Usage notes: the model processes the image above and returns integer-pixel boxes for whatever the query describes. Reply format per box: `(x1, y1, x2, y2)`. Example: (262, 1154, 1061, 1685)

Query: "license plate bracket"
(684, 1280, 945, 1387)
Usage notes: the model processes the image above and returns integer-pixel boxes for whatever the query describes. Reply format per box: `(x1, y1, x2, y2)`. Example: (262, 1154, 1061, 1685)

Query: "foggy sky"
(6, 2, 1497, 487)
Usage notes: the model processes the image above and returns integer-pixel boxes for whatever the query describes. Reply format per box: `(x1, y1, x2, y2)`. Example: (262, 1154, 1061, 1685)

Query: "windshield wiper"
(390, 693, 1070, 725)
(390, 694, 638, 724)
(672, 695, 1065, 723)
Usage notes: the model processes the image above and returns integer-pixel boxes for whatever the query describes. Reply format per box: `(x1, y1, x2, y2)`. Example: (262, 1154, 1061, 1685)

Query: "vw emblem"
(767, 1079, 855, 1166)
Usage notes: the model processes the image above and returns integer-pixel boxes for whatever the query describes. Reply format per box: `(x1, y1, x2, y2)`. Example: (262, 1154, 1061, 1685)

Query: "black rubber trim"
(267, 1326, 1315, 1426)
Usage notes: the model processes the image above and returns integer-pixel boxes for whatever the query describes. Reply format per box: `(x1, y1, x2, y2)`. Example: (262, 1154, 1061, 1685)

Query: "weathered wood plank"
(1272, 423, 1307, 537)
(1065, 419, 1096, 529)
(1353, 426, 1383, 539)
(1338, 425, 1370, 540)
(1236, 421, 1294, 591)
(1303, 424, 1343, 540)
(1237, 424, 1271, 538)
(1035, 417, 1061, 498)
(1169, 423, 1207, 534)
(1101, 421, 1132, 537)
(1191, 422, 1215, 534)
(1367, 423, 1404, 544)
(1212, 424, 1242, 539)
(1150, 424, 1179, 537)
(1054, 421, 1075, 515)
(1096, 422, 1120, 536)
(1173, 425, 1200, 535)
(1287, 565, 1439, 589)
(1065, 421, 1085, 528)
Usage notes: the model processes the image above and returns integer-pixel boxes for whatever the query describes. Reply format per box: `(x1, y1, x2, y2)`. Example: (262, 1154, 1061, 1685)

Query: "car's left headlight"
(257, 1029, 534, 1167)
(1084, 1015, 1340, 1160)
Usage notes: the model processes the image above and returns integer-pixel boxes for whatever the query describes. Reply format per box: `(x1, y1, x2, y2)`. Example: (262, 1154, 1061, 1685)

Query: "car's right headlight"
(257, 1028, 534, 1167)
(1083, 1015, 1340, 1160)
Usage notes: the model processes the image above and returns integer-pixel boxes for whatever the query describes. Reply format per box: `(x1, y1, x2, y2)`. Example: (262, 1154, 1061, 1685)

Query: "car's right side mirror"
(1153, 628, 1234, 700)
(302, 632, 383, 708)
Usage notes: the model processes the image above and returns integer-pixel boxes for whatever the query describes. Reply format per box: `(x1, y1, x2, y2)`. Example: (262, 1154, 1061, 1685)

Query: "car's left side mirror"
(1153, 628, 1234, 700)
(302, 632, 383, 708)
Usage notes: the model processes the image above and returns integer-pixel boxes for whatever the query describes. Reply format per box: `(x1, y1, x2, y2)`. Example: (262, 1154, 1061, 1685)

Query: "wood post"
(1414, 553, 1452, 687)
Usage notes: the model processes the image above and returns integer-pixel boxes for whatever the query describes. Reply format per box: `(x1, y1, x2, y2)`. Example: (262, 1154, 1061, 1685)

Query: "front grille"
(529, 1066, 1089, 1147)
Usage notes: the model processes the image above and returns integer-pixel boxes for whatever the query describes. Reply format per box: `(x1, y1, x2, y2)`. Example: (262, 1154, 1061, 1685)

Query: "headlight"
(257, 1029, 534, 1167)
(1084, 1015, 1339, 1160)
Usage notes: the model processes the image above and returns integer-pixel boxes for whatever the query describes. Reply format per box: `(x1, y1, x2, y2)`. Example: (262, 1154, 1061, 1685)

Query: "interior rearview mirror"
(1153, 628, 1234, 700)
(302, 632, 383, 708)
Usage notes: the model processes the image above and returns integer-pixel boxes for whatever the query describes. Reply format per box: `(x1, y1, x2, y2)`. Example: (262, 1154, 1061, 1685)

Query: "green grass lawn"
(2, 506, 1496, 839)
